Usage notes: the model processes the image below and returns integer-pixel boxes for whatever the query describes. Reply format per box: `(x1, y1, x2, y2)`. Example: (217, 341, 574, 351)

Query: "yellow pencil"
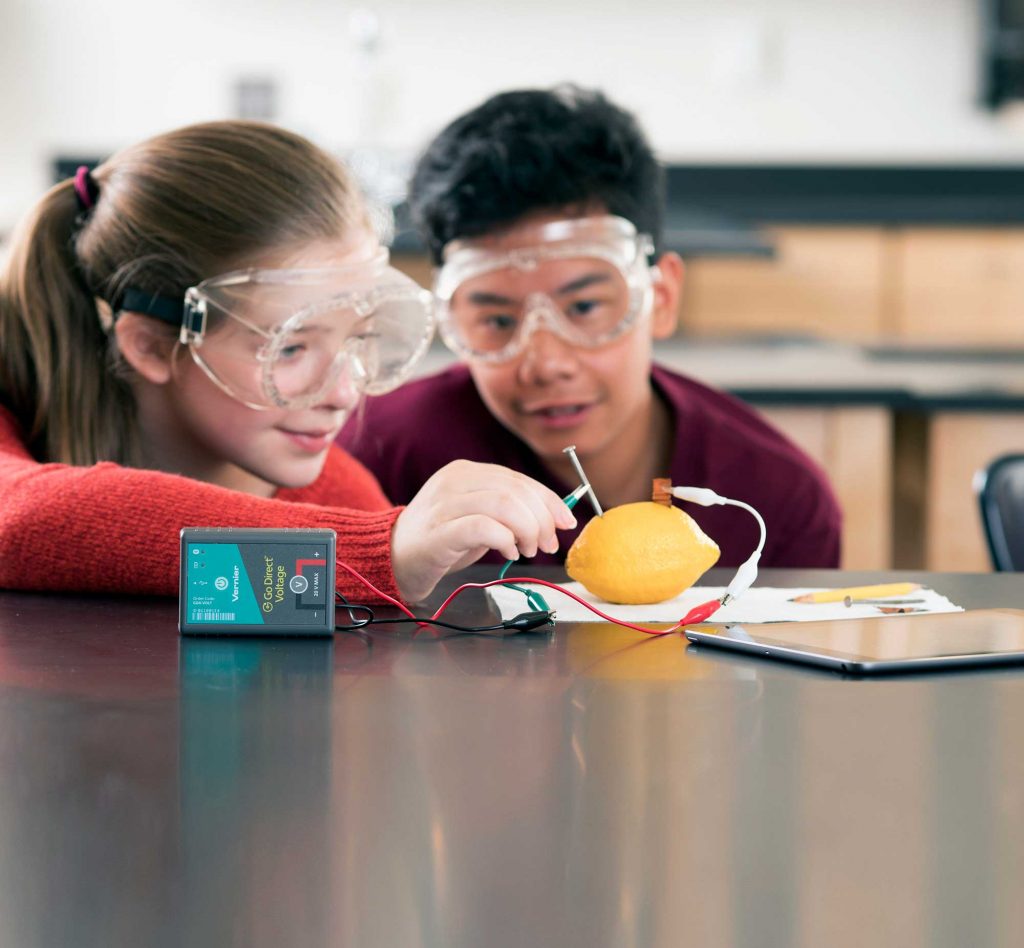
(790, 582, 922, 604)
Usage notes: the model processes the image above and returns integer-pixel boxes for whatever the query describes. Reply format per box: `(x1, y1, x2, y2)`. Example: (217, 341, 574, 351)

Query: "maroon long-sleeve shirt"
(340, 363, 842, 569)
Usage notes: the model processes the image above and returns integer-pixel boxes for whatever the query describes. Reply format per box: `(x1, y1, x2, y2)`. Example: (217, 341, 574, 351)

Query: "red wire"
(336, 560, 424, 623)
(336, 561, 722, 636)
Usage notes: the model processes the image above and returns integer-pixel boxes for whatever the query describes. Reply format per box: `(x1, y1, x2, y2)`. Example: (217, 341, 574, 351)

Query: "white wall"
(3, 0, 1024, 230)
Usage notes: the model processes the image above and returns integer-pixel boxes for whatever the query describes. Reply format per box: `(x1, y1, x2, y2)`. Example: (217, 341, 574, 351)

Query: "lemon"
(566, 502, 720, 604)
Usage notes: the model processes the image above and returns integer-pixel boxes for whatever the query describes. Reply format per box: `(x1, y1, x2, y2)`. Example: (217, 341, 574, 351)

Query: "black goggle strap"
(117, 287, 206, 341)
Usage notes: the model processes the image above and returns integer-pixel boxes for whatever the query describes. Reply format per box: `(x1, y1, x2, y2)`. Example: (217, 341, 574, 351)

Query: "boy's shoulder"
(653, 363, 828, 485)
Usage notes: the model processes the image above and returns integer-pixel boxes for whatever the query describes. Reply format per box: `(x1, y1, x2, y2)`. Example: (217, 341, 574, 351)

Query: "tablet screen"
(688, 609, 1024, 665)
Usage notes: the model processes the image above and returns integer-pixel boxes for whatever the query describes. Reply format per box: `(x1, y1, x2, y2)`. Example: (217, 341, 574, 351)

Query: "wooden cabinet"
(925, 413, 1024, 572)
(681, 227, 893, 341)
(682, 225, 1024, 349)
(759, 406, 1024, 573)
(892, 229, 1024, 345)
(757, 406, 893, 570)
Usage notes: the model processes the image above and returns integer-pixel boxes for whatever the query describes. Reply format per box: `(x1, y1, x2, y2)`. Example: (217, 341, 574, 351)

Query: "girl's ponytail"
(0, 176, 138, 465)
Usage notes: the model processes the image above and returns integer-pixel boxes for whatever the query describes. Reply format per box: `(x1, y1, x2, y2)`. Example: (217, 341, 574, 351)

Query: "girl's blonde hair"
(0, 120, 368, 466)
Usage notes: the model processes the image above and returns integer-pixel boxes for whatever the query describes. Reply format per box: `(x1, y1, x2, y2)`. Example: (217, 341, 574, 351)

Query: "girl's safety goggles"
(434, 216, 656, 364)
(118, 250, 435, 411)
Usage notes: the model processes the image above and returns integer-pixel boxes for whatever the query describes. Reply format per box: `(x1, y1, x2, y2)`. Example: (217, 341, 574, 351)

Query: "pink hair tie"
(73, 165, 99, 212)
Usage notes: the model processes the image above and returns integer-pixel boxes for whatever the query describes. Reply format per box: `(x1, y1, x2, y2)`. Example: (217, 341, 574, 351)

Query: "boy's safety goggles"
(434, 216, 656, 364)
(118, 250, 435, 410)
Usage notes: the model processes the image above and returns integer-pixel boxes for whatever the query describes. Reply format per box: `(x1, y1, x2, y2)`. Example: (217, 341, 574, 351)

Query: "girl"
(0, 121, 574, 603)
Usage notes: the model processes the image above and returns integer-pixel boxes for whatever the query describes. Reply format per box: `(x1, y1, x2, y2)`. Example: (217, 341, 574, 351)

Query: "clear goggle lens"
(435, 217, 655, 363)
(185, 261, 434, 410)
(442, 254, 649, 361)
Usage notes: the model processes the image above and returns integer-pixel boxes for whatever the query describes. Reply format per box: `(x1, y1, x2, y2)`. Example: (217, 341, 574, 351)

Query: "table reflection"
(178, 637, 333, 946)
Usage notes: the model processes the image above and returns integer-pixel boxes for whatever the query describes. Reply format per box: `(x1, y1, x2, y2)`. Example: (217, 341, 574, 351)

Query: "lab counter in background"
(411, 339, 1024, 575)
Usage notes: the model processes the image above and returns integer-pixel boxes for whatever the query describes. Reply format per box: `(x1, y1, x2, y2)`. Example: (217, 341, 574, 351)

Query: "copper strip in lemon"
(651, 478, 672, 506)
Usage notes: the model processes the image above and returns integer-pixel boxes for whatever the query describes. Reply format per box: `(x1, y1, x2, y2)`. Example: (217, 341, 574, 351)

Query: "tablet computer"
(685, 609, 1024, 674)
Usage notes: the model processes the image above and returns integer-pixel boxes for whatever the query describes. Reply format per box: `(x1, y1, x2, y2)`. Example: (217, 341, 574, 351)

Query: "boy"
(340, 86, 841, 567)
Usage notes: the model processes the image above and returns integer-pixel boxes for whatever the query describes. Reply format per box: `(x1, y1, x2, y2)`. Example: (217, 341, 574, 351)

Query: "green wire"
(496, 488, 583, 613)
(497, 562, 549, 613)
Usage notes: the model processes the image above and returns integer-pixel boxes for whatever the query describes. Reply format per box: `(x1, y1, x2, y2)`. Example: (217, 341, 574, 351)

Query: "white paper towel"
(487, 583, 962, 625)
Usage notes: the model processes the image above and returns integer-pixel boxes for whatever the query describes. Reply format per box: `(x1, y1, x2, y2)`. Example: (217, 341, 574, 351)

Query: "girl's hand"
(390, 460, 577, 603)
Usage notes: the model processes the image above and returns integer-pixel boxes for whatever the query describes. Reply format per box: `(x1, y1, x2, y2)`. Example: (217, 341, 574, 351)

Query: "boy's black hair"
(408, 85, 665, 265)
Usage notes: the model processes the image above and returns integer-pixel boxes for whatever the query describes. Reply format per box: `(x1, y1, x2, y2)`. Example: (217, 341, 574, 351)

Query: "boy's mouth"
(538, 404, 584, 417)
(523, 402, 595, 428)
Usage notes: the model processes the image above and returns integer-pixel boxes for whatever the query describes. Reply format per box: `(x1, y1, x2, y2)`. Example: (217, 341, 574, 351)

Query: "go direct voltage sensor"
(179, 528, 336, 636)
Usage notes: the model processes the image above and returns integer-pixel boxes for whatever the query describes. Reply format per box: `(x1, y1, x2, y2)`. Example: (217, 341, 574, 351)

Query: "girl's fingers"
(427, 488, 552, 560)
(498, 467, 577, 531)
(499, 476, 565, 551)
(436, 462, 577, 532)
(406, 461, 581, 584)
(473, 494, 539, 559)
(490, 495, 549, 558)
(436, 515, 519, 564)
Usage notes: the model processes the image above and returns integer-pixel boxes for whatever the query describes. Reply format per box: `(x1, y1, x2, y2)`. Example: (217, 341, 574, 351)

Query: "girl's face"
(143, 235, 382, 494)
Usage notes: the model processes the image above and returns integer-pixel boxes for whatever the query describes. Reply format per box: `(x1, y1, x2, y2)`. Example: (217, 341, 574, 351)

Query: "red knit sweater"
(0, 408, 403, 600)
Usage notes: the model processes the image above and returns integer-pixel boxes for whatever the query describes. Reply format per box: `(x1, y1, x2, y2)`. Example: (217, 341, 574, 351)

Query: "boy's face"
(459, 211, 683, 469)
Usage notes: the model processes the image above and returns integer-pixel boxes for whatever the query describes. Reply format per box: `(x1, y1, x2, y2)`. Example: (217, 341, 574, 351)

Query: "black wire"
(331, 592, 376, 654)
(334, 612, 511, 635)
(333, 595, 554, 637)
(335, 591, 374, 629)
(360, 617, 508, 633)
(334, 591, 508, 634)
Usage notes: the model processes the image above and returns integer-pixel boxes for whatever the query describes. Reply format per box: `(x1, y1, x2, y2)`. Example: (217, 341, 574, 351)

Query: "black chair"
(975, 454, 1024, 571)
